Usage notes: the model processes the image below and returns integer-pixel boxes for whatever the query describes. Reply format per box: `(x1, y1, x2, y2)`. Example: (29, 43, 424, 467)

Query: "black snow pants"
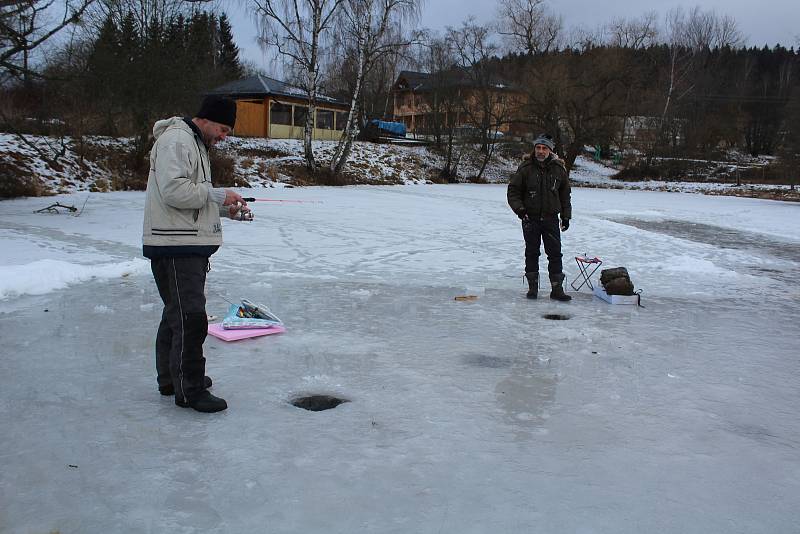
(522, 214, 563, 278)
(151, 256, 209, 402)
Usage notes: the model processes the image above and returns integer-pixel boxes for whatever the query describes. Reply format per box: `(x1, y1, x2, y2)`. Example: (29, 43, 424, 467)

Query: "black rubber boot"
(549, 273, 572, 302)
(160, 376, 212, 396)
(525, 272, 539, 299)
(175, 390, 228, 413)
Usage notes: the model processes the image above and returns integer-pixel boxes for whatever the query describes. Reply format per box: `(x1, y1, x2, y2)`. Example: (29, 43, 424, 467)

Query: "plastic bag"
(221, 299, 283, 330)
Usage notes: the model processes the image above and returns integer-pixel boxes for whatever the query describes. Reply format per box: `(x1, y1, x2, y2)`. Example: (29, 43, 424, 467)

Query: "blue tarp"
(368, 119, 406, 137)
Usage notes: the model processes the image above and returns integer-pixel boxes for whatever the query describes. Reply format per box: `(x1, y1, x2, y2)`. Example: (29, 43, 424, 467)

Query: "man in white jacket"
(143, 95, 250, 413)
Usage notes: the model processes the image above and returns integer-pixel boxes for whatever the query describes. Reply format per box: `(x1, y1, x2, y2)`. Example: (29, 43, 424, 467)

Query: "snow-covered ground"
(0, 133, 521, 193)
(570, 156, 796, 196)
(213, 136, 520, 186)
(7, 131, 793, 198)
(1, 186, 800, 533)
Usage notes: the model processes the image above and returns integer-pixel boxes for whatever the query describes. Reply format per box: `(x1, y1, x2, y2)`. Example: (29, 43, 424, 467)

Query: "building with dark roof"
(208, 74, 350, 139)
(391, 69, 524, 137)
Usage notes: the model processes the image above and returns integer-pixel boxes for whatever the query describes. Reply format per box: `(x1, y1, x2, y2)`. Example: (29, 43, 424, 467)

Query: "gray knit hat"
(533, 133, 555, 150)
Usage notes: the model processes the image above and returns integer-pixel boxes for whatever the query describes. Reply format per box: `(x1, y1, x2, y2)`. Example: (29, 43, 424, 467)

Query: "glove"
(516, 209, 528, 220)
(560, 218, 569, 231)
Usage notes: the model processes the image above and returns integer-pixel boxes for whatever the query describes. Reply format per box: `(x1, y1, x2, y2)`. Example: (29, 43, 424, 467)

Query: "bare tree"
(91, 0, 203, 35)
(605, 11, 658, 50)
(779, 87, 800, 189)
(363, 27, 407, 119)
(496, 0, 561, 55)
(409, 30, 464, 179)
(662, 6, 743, 122)
(1, 0, 98, 167)
(680, 6, 742, 51)
(566, 24, 605, 53)
(448, 19, 516, 180)
(1, 0, 97, 84)
(661, 7, 688, 125)
(713, 13, 743, 49)
(252, 0, 345, 170)
(594, 12, 659, 154)
(328, 0, 417, 175)
(520, 43, 634, 169)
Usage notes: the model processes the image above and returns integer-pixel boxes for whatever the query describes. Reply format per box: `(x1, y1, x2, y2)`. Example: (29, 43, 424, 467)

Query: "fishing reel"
(230, 201, 254, 222)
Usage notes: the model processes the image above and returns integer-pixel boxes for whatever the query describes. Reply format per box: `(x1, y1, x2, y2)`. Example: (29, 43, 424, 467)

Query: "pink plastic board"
(207, 323, 286, 342)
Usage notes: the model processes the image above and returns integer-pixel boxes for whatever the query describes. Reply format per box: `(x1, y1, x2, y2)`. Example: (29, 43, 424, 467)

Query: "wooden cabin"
(392, 70, 524, 137)
(207, 75, 350, 140)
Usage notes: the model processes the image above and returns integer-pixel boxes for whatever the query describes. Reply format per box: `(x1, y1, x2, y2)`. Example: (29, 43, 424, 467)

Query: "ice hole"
(291, 395, 349, 412)
(543, 314, 570, 321)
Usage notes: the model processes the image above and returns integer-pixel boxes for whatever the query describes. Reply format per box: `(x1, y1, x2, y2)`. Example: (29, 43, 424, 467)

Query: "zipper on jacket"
(538, 167, 545, 219)
(190, 132, 208, 223)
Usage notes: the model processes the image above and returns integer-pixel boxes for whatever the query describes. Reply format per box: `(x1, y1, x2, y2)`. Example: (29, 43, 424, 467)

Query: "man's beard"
(203, 133, 217, 147)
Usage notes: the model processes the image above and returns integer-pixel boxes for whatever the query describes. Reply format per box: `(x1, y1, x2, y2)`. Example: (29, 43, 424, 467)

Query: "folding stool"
(570, 255, 603, 291)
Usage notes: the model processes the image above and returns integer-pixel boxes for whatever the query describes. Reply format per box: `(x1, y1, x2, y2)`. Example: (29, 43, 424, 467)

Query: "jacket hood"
(521, 152, 565, 169)
(152, 117, 192, 141)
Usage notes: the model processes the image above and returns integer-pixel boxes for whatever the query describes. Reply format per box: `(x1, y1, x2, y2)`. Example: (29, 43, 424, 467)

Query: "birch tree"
(252, 0, 345, 171)
(661, 7, 742, 122)
(328, 0, 417, 175)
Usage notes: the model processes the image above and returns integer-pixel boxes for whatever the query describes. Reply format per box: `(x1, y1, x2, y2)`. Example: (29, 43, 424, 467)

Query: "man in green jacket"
(507, 133, 572, 301)
(143, 95, 251, 413)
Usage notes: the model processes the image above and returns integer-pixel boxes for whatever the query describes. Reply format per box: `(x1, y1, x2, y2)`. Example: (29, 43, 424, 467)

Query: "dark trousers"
(151, 256, 209, 402)
(522, 215, 563, 278)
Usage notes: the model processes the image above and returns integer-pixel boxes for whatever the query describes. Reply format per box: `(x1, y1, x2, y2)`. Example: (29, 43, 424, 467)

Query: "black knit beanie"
(196, 95, 237, 128)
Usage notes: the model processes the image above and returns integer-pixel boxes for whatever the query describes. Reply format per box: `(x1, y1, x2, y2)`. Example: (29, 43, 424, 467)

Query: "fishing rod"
(242, 197, 322, 204)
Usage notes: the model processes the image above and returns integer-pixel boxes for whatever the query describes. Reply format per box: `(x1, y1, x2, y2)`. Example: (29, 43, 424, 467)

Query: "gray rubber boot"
(525, 272, 539, 299)
(549, 273, 572, 301)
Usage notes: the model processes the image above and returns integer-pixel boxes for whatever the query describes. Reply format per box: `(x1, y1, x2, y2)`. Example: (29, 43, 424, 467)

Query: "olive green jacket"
(507, 155, 571, 220)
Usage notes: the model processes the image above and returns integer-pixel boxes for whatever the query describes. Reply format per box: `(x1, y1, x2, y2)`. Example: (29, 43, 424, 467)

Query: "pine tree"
(186, 12, 215, 89)
(86, 15, 119, 99)
(218, 13, 243, 82)
(117, 12, 142, 108)
(85, 14, 120, 133)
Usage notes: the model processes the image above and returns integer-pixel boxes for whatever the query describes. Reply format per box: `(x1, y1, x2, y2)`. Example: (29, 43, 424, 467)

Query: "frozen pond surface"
(1, 185, 799, 533)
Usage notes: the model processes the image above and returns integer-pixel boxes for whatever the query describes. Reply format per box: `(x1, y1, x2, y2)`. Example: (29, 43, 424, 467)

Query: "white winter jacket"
(142, 117, 228, 251)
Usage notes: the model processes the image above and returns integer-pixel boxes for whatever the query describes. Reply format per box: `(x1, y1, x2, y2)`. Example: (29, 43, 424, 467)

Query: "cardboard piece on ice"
(593, 286, 640, 305)
(208, 323, 285, 342)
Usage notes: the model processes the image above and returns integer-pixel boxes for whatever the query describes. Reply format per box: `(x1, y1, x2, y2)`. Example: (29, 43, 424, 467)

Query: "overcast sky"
(227, 0, 800, 72)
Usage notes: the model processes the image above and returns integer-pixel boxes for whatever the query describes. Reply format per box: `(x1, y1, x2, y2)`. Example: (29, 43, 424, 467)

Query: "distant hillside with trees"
(1, 1, 798, 192)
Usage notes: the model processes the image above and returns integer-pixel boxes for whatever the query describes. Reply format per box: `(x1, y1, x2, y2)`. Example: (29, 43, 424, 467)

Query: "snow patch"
(0, 258, 149, 299)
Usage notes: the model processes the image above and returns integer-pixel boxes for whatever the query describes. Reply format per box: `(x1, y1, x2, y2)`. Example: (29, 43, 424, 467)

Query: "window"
(316, 109, 334, 130)
(270, 103, 292, 125)
(335, 111, 349, 130)
(293, 106, 308, 127)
